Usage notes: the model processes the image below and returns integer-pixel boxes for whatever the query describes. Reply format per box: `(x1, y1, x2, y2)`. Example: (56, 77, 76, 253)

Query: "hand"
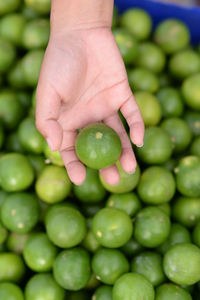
(36, 27, 144, 185)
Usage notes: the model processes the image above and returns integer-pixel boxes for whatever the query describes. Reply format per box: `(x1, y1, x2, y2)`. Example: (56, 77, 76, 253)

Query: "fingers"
(100, 165, 120, 186)
(120, 95, 145, 147)
(36, 84, 62, 151)
(103, 113, 137, 174)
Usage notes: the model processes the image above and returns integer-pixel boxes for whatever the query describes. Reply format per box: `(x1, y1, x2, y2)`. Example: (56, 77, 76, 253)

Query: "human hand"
(36, 28, 144, 185)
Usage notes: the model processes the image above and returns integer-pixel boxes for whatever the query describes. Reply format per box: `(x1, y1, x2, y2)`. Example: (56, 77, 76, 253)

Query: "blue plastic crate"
(115, 0, 200, 44)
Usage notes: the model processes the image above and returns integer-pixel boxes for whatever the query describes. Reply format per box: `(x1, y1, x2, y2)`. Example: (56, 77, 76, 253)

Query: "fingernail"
(128, 169, 136, 174)
(46, 138, 54, 151)
(137, 143, 144, 148)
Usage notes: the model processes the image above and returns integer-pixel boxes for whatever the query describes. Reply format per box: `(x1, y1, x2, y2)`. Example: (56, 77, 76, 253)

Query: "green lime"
(73, 167, 106, 203)
(0, 190, 8, 207)
(136, 42, 166, 73)
(182, 73, 200, 110)
(120, 236, 144, 257)
(46, 205, 86, 248)
(157, 87, 184, 118)
(184, 110, 200, 136)
(86, 273, 100, 290)
(154, 19, 190, 54)
(162, 158, 177, 172)
(75, 123, 121, 170)
(137, 126, 173, 164)
(0, 124, 4, 149)
(92, 285, 112, 300)
(92, 248, 129, 285)
(113, 28, 138, 64)
(43, 141, 64, 166)
(0, 14, 26, 45)
(7, 61, 26, 89)
(131, 251, 165, 286)
(81, 203, 104, 218)
(1, 192, 40, 233)
(27, 154, 45, 177)
(169, 49, 200, 79)
(161, 118, 192, 153)
(82, 229, 100, 253)
(128, 68, 159, 93)
(134, 92, 162, 126)
(25, 273, 65, 300)
(6, 232, 30, 254)
(172, 196, 200, 227)
(155, 283, 192, 300)
(175, 156, 200, 197)
(121, 8, 152, 40)
(0, 90, 24, 130)
(190, 137, 200, 156)
(16, 91, 32, 110)
(163, 243, 200, 285)
(92, 207, 133, 248)
(157, 203, 171, 216)
(0, 221, 7, 245)
(100, 162, 140, 193)
(158, 73, 172, 88)
(134, 206, 171, 248)
(0, 252, 25, 282)
(35, 165, 71, 204)
(18, 117, 44, 154)
(21, 49, 44, 87)
(0, 283, 24, 300)
(137, 166, 175, 205)
(22, 18, 50, 49)
(113, 273, 154, 300)
(0, 38, 16, 74)
(0, 0, 21, 15)
(157, 223, 191, 254)
(24, 0, 51, 14)
(53, 247, 91, 291)
(106, 192, 141, 217)
(193, 222, 200, 247)
(0, 153, 34, 192)
(23, 232, 57, 272)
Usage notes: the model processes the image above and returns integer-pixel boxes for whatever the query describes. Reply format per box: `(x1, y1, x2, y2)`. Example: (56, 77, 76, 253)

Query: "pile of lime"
(0, 1, 200, 300)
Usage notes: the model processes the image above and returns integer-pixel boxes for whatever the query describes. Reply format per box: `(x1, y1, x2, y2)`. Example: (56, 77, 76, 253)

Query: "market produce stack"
(0, 1, 200, 299)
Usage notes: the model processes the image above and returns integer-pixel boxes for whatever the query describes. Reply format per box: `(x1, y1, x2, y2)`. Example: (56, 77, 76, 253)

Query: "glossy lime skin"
(76, 123, 122, 170)
(134, 92, 162, 126)
(175, 156, 200, 197)
(22, 18, 50, 49)
(190, 137, 200, 156)
(135, 206, 171, 248)
(106, 192, 141, 217)
(25, 273, 65, 300)
(113, 273, 155, 300)
(0, 153, 34, 192)
(46, 205, 86, 248)
(184, 111, 200, 136)
(86, 273, 100, 290)
(0, 252, 25, 282)
(1, 192, 39, 233)
(100, 162, 140, 194)
(136, 42, 166, 73)
(43, 141, 64, 166)
(0, 221, 7, 245)
(155, 283, 192, 300)
(157, 87, 184, 118)
(92, 207, 133, 248)
(161, 118, 192, 153)
(0, 0, 21, 15)
(92, 285, 112, 300)
(113, 28, 138, 64)
(131, 251, 165, 286)
(53, 247, 91, 291)
(35, 165, 71, 204)
(169, 49, 200, 80)
(137, 127, 173, 164)
(21, 49, 44, 87)
(0, 38, 16, 74)
(172, 197, 200, 227)
(154, 19, 190, 54)
(137, 166, 175, 205)
(0, 13, 26, 45)
(6, 232, 30, 254)
(18, 117, 44, 154)
(23, 232, 57, 272)
(92, 248, 129, 285)
(158, 223, 191, 254)
(121, 8, 152, 40)
(128, 68, 159, 93)
(182, 73, 200, 111)
(193, 223, 200, 247)
(82, 229, 100, 253)
(73, 168, 106, 203)
(120, 237, 144, 257)
(0, 90, 24, 130)
(0, 282, 24, 300)
(163, 243, 200, 285)
(24, 0, 51, 14)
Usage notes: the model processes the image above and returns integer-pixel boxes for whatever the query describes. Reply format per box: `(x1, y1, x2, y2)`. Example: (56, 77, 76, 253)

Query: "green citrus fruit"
(0, 0, 22, 15)
(6, 232, 30, 254)
(193, 222, 200, 247)
(27, 154, 45, 177)
(7, 60, 26, 89)
(43, 141, 64, 166)
(0, 38, 16, 74)
(182, 73, 200, 111)
(0, 221, 7, 245)
(0, 283, 24, 300)
(190, 137, 200, 156)
(0, 252, 25, 282)
(184, 110, 200, 136)
(92, 285, 112, 300)
(128, 68, 159, 93)
(24, 0, 51, 14)
(120, 237, 144, 257)
(155, 283, 192, 300)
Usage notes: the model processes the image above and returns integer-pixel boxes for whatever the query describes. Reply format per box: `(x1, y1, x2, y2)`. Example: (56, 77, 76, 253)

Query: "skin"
(36, 0, 144, 185)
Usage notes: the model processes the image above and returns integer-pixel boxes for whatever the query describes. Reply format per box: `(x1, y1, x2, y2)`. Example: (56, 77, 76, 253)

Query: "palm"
(36, 28, 144, 185)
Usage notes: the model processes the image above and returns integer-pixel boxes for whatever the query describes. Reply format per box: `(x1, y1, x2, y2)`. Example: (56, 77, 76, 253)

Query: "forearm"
(50, 0, 114, 35)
